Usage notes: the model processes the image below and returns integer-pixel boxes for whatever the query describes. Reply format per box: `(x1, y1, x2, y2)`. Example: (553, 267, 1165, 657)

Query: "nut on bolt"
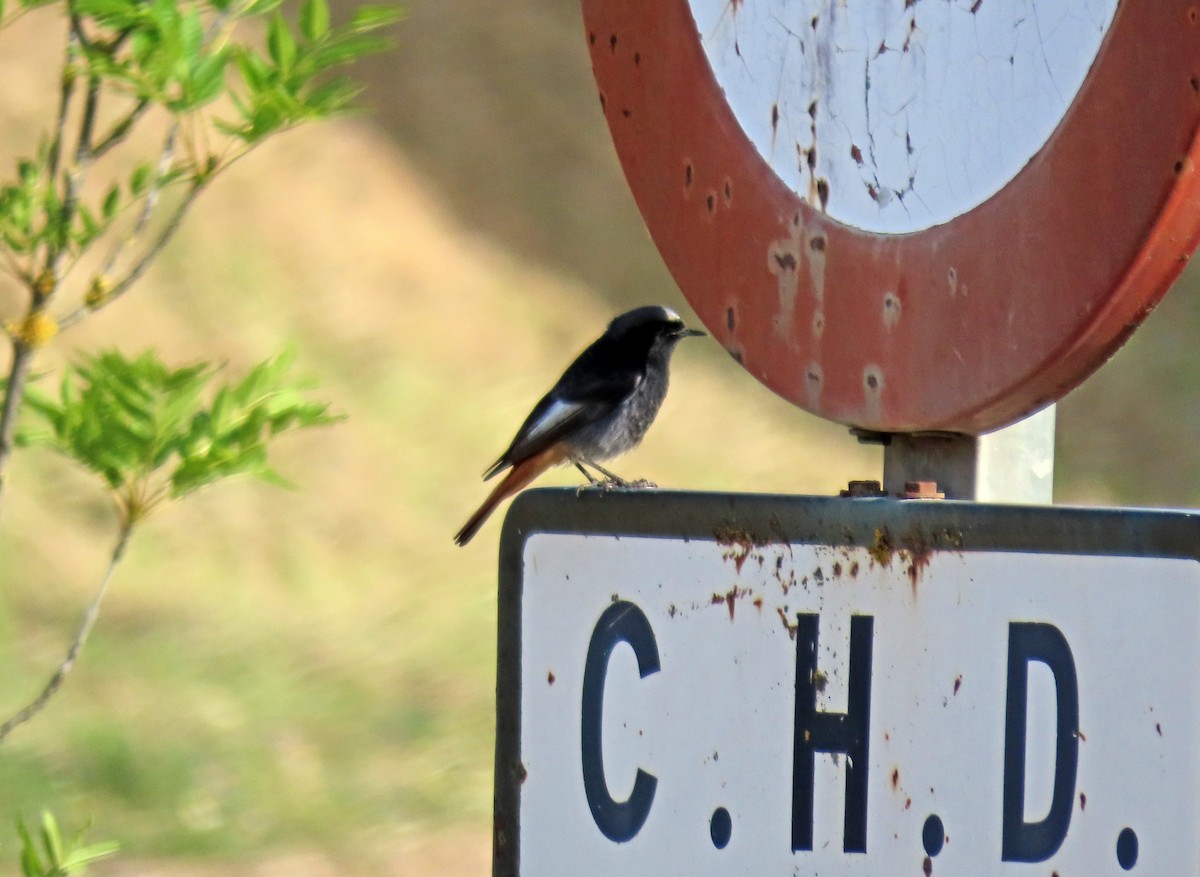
(841, 480, 886, 498)
(902, 480, 945, 500)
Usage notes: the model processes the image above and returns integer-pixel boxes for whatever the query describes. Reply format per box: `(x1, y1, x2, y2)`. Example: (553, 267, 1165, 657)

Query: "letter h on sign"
(792, 613, 874, 854)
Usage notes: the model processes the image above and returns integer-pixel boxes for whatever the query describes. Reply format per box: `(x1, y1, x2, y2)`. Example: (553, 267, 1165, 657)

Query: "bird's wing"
(483, 368, 642, 480)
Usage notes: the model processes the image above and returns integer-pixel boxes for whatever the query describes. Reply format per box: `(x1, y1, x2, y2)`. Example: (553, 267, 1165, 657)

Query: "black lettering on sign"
(580, 600, 660, 843)
(792, 613, 874, 854)
(1001, 622, 1080, 863)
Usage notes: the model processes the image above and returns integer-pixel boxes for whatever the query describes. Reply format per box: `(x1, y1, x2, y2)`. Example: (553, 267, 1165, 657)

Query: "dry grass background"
(0, 3, 1195, 876)
(0, 8, 877, 875)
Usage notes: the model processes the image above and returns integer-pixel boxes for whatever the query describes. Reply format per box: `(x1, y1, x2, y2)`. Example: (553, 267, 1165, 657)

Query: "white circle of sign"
(688, 0, 1118, 233)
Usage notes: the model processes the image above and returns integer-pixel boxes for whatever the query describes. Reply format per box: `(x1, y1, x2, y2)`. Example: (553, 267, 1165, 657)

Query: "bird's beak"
(679, 326, 706, 338)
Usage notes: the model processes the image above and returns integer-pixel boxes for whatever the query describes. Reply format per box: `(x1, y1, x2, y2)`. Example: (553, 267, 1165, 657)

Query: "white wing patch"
(521, 399, 585, 446)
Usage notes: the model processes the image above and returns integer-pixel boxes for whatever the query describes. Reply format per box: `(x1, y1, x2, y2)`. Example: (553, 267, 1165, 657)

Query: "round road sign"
(582, 0, 1200, 433)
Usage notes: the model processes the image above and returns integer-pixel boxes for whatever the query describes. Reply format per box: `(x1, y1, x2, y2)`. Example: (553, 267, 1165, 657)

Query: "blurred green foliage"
(21, 350, 340, 520)
(15, 811, 117, 877)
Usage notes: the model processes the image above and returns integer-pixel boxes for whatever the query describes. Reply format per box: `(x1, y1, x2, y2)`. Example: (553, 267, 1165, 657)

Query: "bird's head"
(605, 306, 706, 352)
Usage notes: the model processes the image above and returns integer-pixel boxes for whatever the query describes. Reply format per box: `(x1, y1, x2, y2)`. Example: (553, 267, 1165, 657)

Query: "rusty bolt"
(902, 480, 945, 500)
(840, 479, 886, 498)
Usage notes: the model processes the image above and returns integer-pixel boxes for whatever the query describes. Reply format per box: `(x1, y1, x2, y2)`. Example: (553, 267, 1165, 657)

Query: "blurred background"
(0, 1, 1196, 874)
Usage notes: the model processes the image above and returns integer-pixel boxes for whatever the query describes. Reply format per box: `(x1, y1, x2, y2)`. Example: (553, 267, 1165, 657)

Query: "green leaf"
(348, 3, 404, 31)
(17, 818, 43, 877)
(300, 0, 329, 41)
(309, 34, 391, 71)
(266, 13, 296, 72)
(39, 811, 63, 868)
(243, 0, 283, 13)
(60, 841, 121, 871)
(188, 52, 228, 106)
(234, 48, 272, 92)
(129, 162, 153, 196)
(302, 76, 360, 114)
(102, 184, 120, 219)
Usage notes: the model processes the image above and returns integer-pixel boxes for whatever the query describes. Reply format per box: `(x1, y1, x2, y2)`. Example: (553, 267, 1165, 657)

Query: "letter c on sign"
(580, 600, 660, 843)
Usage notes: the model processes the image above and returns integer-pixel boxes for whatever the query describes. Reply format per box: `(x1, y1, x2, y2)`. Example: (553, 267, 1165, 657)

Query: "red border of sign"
(582, 0, 1200, 434)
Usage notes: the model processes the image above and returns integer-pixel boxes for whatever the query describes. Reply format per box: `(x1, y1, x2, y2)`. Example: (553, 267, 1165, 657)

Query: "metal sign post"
(874, 405, 1057, 503)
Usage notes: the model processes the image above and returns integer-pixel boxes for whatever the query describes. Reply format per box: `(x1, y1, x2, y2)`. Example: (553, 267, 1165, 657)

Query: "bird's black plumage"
(483, 305, 703, 480)
(456, 305, 704, 545)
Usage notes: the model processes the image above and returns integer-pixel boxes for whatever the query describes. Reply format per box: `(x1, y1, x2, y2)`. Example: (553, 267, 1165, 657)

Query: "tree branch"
(91, 97, 152, 160)
(62, 171, 205, 329)
(0, 519, 134, 744)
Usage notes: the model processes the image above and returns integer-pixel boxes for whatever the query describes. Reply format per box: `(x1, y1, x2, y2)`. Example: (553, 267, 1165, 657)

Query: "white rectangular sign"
(494, 492, 1200, 876)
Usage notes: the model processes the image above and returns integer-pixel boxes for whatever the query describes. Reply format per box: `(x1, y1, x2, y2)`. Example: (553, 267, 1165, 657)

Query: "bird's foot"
(598, 476, 656, 490)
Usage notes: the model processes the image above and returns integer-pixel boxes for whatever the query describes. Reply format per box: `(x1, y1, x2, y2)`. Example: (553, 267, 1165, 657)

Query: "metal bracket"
(854, 405, 1056, 503)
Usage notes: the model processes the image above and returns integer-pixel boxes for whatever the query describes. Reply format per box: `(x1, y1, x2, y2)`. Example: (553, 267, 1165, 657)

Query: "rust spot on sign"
(711, 585, 746, 621)
(547, 671, 556, 685)
(869, 528, 894, 567)
(850, 143, 863, 164)
(1080, 792, 1087, 810)
(717, 527, 761, 573)
(953, 674, 962, 695)
(923, 855, 932, 877)
(902, 526, 935, 595)
(883, 291, 902, 329)
(805, 363, 823, 404)
(891, 767, 899, 789)
(777, 607, 799, 639)
(811, 668, 828, 692)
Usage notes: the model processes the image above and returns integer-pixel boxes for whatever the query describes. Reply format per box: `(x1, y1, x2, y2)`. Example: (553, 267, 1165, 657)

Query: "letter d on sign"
(581, 601, 660, 843)
(1001, 622, 1080, 863)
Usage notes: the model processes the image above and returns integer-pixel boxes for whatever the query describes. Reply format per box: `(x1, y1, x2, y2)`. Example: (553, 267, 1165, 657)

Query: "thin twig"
(94, 125, 179, 281)
(62, 175, 204, 329)
(46, 28, 79, 186)
(48, 73, 100, 281)
(91, 97, 152, 159)
(0, 341, 35, 506)
(0, 519, 135, 744)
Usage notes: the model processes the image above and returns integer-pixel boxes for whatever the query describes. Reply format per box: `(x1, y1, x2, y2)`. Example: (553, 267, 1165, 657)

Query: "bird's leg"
(575, 461, 621, 492)
(585, 459, 661, 490)
(574, 462, 602, 494)
(586, 460, 627, 486)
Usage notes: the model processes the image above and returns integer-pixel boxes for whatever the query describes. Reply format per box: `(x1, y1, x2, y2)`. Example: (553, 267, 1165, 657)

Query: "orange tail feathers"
(454, 445, 567, 546)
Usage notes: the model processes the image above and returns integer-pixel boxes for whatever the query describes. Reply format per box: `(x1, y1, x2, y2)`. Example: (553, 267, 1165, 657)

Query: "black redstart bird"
(454, 305, 705, 545)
